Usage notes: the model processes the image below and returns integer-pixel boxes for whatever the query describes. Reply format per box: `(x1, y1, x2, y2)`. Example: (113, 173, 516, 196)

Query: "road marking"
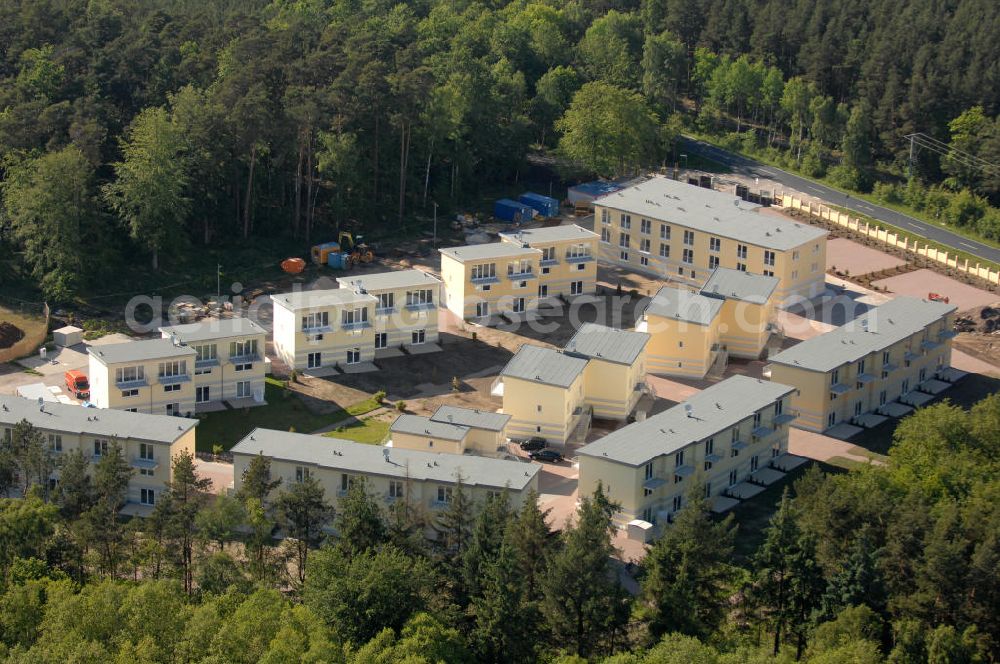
(960, 242, 978, 249)
(807, 186, 825, 193)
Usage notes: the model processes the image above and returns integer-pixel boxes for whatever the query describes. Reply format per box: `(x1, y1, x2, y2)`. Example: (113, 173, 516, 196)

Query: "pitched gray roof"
(390, 414, 469, 442)
(271, 288, 377, 311)
(231, 428, 538, 491)
(337, 269, 441, 293)
(431, 406, 511, 431)
(768, 296, 956, 373)
(598, 177, 827, 251)
(500, 344, 588, 388)
(0, 394, 197, 444)
(577, 376, 795, 466)
(159, 317, 266, 344)
(89, 337, 196, 365)
(499, 224, 598, 245)
(644, 287, 723, 326)
(700, 267, 779, 304)
(564, 323, 650, 366)
(439, 243, 541, 262)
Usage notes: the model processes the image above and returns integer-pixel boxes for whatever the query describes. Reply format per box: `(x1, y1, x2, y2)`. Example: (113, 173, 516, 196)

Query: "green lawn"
(323, 416, 392, 445)
(195, 377, 384, 452)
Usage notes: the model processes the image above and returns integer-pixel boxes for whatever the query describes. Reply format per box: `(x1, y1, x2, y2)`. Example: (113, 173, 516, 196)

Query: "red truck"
(64, 370, 90, 400)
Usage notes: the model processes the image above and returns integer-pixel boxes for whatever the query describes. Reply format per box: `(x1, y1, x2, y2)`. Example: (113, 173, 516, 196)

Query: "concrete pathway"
(788, 428, 884, 466)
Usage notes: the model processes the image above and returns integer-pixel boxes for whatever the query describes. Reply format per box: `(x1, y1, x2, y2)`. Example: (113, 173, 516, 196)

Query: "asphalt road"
(679, 136, 1000, 266)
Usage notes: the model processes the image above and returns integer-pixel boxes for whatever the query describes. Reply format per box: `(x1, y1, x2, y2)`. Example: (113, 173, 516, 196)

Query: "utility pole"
(432, 202, 438, 247)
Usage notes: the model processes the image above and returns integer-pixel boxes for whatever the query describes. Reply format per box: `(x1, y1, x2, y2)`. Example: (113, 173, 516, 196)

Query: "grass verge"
(195, 377, 384, 452)
(323, 416, 392, 445)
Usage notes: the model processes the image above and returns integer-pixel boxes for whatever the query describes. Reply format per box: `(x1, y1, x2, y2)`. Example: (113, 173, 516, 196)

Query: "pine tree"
(54, 449, 95, 520)
(542, 484, 629, 657)
(164, 451, 212, 594)
(85, 442, 134, 577)
(472, 532, 535, 663)
(821, 529, 886, 619)
(333, 476, 386, 558)
(275, 474, 334, 583)
(436, 477, 473, 560)
(462, 491, 511, 601)
(237, 452, 281, 505)
(507, 488, 553, 603)
(639, 479, 737, 641)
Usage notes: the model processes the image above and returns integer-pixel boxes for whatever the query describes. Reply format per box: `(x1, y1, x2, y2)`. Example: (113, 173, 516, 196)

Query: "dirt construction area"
(826, 237, 907, 275)
(871, 269, 999, 313)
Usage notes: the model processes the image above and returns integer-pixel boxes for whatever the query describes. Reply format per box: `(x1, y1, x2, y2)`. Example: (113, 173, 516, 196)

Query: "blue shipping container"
(518, 192, 560, 217)
(494, 198, 535, 223)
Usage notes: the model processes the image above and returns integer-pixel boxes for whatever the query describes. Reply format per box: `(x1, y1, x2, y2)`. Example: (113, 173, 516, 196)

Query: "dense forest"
(0, 394, 997, 662)
(0, 0, 998, 300)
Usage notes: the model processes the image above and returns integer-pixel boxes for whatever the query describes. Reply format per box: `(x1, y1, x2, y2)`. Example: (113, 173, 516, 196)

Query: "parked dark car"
(519, 437, 547, 451)
(529, 449, 563, 463)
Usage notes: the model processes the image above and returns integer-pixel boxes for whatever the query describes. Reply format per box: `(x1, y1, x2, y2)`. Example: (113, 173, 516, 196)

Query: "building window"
(619, 232, 630, 248)
(346, 348, 361, 364)
(437, 486, 453, 504)
(234, 363, 252, 372)
(601, 209, 610, 225)
(476, 302, 490, 318)
(140, 488, 155, 506)
(640, 218, 651, 235)
(376, 292, 394, 311)
(196, 386, 210, 403)
(660, 224, 670, 240)
(672, 495, 683, 512)
(115, 366, 144, 384)
(295, 466, 310, 483)
(764, 250, 775, 266)
(811, 262, 819, 273)
(644, 462, 653, 480)
(682, 249, 694, 264)
(48, 434, 62, 452)
(620, 251, 629, 261)
(621, 214, 631, 230)
(94, 439, 109, 457)
(704, 461, 713, 471)
(375, 333, 387, 349)
(737, 244, 748, 260)
(659, 243, 670, 258)
(643, 487, 653, 497)
(164, 384, 180, 393)
(601, 227, 611, 243)
(412, 329, 426, 345)
(753, 411, 762, 427)
(831, 369, 840, 385)
(236, 381, 251, 398)
(194, 344, 217, 363)
(640, 255, 649, 267)
(230, 339, 258, 359)
(343, 308, 369, 327)
(709, 255, 720, 269)
(793, 250, 800, 260)
(571, 281, 583, 295)
(736, 263, 747, 272)
(729, 469, 738, 486)
(121, 388, 139, 398)
(639, 238, 651, 253)
(340, 474, 356, 493)
(791, 270, 799, 279)
(705, 438, 714, 455)
(389, 481, 404, 498)
(674, 450, 684, 468)
(774, 400, 784, 416)
(471, 263, 497, 280)
(682, 230, 694, 246)
(567, 243, 590, 259)
(763, 269, 774, 277)
(307, 352, 321, 369)
(704, 482, 712, 498)
(158, 360, 187, 378)
(709, 237, 721, 252)
(302, 311, 329, 331)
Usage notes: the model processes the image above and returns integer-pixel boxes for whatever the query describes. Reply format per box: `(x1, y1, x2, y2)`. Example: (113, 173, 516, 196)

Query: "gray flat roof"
(271, 288, 377, 311)
(89, 337, 196, 365)
(337, 268, 441, 293)
(700, 267, 779, 304)
(0, 394, 197, 444)
(644, 286, 723, 326)
(431, 405, 511, 431)
(390, 414, 468, 442)
(159, 317, 266, 344)
(768, 296, 956, 373)
(598, 177, 827, 251)
(500, 344, 588, 388)
(439, 243, 541, 263)
(499, 224, 598, 245)
(578, 376, 795, 466)
(232, 428, 538, 491)
(564, 323, 650, 366)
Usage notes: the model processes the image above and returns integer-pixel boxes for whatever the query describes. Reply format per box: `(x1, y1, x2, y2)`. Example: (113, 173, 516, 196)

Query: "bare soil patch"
(0, 322, 25, 349)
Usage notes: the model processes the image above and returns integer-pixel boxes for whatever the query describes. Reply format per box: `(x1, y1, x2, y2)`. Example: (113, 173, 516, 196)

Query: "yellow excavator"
(339, 231, 374, 266)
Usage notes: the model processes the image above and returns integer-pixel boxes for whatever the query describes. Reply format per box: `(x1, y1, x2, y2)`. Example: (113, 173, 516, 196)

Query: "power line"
(905, 132, 1000, 177)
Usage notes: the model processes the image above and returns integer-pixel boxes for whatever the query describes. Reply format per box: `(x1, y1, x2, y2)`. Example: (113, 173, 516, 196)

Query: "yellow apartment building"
(271, 288, 378, 372)
(439, 243, 542, 321)
(337, 269, 442, 355)
(499, 224, 599, 300)
(766, 296, 957, 432)
(493, 344, 589, 445)
(577, 375, 796, 529)
(595, 177, 828, 306)
(563, 323, 651, 420)
(159, 317, 268, 411)
(390, 405, 511, 456)
(230, 428, 540, 537)
(638, 268, 779, 378)
(88, 337, 197, 416)
(0, 394, 197, 513)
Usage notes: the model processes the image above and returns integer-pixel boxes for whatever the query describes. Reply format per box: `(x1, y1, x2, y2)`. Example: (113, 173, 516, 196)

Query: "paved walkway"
(788, 428, 884, 466)
(194, 458, 235, 495)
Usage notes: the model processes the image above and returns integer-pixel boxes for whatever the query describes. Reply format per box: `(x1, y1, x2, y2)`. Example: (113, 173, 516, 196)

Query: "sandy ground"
(826, 237, 908, 274)
(872, 268, 999, 312)
(788, 429, 883, 465)
(0, 333, 134, 399)
(195, 459, 236, 495)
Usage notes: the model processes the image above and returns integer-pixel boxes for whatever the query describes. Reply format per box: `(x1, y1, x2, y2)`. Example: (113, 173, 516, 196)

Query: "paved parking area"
(872, 269, 998, 312)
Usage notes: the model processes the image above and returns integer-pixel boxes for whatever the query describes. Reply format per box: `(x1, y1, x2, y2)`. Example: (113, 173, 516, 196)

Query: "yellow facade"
(390, 425, 506, 456)
(580, 356, 648, 420)
(639, 311, 720, 378)
(767, 301, 956, 432)
(88, 339, 198, 416)
(501, 374, 587, 444)
(159, 319, 268, 411)
(577, 376, 795, 528)
(0, 395, 196, 510)
(717, 296, 775, 359)
(337, 270, 441, 354)
(271, 289, 378, 371)
(439, 244, 542, 320)
(595, 177, 828, 306)
(499, 225, 599, 300)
